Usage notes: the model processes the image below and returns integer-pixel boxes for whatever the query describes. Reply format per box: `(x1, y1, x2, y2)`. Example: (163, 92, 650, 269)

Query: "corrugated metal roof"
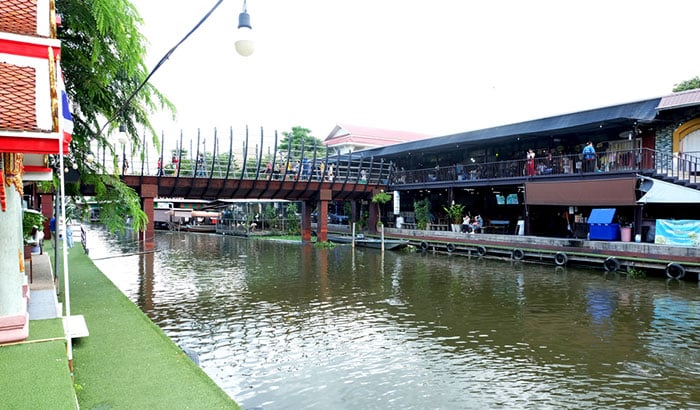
(355, 98, 661, 158)
(657, 88, 700, 111)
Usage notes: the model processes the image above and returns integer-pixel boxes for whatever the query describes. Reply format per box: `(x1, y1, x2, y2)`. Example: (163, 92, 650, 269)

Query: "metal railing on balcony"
(390, 148, 699, 187)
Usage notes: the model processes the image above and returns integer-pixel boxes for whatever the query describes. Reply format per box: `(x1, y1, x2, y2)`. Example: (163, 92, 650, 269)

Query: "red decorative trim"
(0, 135, 69, 154)
(0, 169, 5, 212)
(0, 38, 60, 60)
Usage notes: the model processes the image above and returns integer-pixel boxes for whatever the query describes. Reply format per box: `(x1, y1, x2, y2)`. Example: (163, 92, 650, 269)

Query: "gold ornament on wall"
(4, 153, 24, 198)
(19, 249, 25, 273)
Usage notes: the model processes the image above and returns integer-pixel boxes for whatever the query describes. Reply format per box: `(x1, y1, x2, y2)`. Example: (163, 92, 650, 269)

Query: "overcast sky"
(130, 0, 700, 142)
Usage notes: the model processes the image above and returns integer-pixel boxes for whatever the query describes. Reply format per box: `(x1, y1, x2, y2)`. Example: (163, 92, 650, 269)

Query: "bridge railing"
(104, 128, 393, 186)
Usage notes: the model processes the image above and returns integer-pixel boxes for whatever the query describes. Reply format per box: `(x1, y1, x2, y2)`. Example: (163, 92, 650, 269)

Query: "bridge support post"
(139, 184, 157, 250)
(301, 200, 313, 243)
(317, 189, 331, 242)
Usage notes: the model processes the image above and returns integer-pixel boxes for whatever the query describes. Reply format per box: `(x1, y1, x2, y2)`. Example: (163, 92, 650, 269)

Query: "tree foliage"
(58, 0, 174, 151)
(673, 76, 700, 92)
(56, 0, 174, 232)
(279, 126, 325, 159)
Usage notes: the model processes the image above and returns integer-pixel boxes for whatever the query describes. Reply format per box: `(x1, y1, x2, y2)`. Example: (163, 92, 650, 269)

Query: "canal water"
(87, 228, 700, 409)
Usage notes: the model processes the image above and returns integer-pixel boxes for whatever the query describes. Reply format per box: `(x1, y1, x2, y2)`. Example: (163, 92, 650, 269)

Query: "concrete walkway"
(27, 251, 61, 320)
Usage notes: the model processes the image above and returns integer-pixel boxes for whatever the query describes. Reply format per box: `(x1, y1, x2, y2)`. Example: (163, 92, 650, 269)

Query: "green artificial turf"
(27, 318, 65, 341)
(0, 340, 77, 410)
(62, 245, 239, 409)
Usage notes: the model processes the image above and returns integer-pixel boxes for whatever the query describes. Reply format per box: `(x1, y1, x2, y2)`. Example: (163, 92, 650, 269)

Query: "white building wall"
(0, 183, 25, 316)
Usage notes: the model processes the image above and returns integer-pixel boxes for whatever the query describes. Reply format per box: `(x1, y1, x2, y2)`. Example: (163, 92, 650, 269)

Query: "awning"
(637, 177, 700, 204)
(525, 177, 638, 206)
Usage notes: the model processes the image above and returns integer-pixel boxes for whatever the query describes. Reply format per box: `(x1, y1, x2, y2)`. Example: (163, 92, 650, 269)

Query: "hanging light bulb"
(118, 123, 128, 145)
(235, 0, 254, 57)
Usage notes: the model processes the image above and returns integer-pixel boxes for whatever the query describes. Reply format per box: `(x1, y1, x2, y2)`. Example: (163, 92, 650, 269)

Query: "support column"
(301, 200, 313, 242)
(634, 205, 643, 241)
(40, 193, 53, 239)
(524, 204, 531, 235)
(0, 177, 29, 343)
(317, 189, 331, 242)
(140, 184, 157, 250)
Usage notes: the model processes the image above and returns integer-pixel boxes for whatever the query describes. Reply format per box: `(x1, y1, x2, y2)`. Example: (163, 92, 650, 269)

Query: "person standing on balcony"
(582, 141, 597, 173)
(526, 149, 536, 176)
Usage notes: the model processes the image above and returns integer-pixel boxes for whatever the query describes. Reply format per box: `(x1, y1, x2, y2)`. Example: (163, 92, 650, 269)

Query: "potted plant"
(444, 202, 465, 232)
(414, 198, 431, 230)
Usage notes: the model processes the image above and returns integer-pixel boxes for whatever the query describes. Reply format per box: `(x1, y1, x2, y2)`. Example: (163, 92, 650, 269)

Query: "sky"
(130, 0, 700, 144)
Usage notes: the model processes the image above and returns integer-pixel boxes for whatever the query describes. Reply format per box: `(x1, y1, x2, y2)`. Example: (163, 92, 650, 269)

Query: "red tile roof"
(657, 88, 700, 111)
(0, 0, 38, 36)
(325, 124, 433, 149)
(0, 62, 38, 131)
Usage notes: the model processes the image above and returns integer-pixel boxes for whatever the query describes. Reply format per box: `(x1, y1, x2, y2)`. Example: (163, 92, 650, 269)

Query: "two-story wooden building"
(355, 91, 700, 241)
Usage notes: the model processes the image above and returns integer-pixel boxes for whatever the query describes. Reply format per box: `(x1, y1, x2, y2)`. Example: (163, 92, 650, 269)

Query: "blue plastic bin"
(588, 208, 619, 241)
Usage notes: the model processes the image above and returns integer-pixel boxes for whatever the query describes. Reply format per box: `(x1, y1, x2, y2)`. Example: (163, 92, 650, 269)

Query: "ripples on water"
(88, 228, 700, 409)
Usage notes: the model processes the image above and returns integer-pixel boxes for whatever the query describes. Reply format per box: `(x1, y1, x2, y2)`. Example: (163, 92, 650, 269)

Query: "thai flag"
(57, 62, 73, 147)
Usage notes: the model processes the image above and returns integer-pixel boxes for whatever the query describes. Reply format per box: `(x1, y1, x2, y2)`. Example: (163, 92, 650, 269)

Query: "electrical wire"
(98, 0, 226, 137)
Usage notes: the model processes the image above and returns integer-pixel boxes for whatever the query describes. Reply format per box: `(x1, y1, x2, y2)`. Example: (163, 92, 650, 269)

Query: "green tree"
(56, 0, 174, 232)
(285, 203, 300, 234)
(279, 126, 325, 159)
(371, 190, 392, 226)
(673, 76, 700, 92)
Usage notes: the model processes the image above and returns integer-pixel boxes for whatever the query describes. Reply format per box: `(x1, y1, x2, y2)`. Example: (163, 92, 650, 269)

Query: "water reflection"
(88, 228, 700, 409)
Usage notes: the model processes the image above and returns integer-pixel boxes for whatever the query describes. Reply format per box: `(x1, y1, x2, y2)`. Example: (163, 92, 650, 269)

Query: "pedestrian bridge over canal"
(121, 159, 391, 247)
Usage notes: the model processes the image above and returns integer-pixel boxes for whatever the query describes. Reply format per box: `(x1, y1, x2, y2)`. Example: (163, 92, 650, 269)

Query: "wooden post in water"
(381, 224, 385, 253)
(352, 222, 356, 248)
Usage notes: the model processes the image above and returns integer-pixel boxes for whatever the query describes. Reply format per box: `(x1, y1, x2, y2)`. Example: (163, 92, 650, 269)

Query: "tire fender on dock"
(420, 241, 429, 251)
(446, 243, 455, 253)
(512, 248, 525, 261)
(603, 256, 620, 272)
(476, 245, 487, 257)
(665, 262, 686, 280)
(554, 252, 568, 266)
